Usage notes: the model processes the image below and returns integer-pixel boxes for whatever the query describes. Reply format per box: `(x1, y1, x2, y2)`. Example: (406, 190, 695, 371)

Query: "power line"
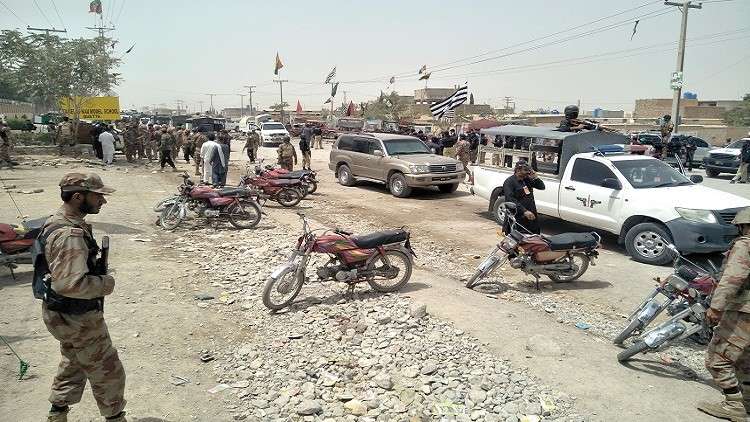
(32, 0, 55, 29)
(48, 0, 66, 30)
(0, 0, 28, 26)
(114, 0, 126, 25)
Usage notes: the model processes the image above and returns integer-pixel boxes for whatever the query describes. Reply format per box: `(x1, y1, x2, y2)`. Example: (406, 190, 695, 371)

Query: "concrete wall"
(0, 98, 34, 119)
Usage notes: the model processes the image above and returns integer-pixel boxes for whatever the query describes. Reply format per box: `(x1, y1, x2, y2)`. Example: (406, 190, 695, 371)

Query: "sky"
(1, 0, 748, 114)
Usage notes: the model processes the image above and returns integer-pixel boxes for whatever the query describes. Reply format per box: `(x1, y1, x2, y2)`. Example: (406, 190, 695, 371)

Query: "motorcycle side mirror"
(689, 175, 703, 184)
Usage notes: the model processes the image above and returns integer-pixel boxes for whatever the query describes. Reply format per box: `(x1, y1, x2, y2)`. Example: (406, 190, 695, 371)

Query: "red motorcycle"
(466, 202, 600, 290)
(260, 163, 319, 195)
(262, 212, 416, 310)
(159, 174, 262, 230)
(239, 164, 302, 207)
(0, 217, 46, 278)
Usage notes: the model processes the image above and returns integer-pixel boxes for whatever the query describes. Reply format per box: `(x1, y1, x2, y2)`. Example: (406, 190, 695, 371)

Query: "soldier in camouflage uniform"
(41, 173, 127, 422)
(136, 125, 147, 160)
(122, 123, 138, 163)
(698, 207, 750, 421)
(454, 134, 473, 183)
(56, 117, 74, 156)
(277, 137, 297, 171)
(242, 130, 261, 162)
(159, 127, 177, 171)
(0, 121, 16, 167)
(182, 129, 194, 163)
(193, 130, 208, 175)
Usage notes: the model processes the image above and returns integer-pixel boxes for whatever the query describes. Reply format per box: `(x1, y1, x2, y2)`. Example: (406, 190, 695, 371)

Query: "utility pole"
(244, 85, 256, 116)
(198, 101, 204, 114)
(238, 94, 246, 118)
(205, 94, 216, 115)
(85, 13, 114, 38)
(175, 100, 184, 115)
(27, 26, 67, 36)
(503, 96, 515, 112)
(665, 0, 701, 133)
(274, 79, 288, 123)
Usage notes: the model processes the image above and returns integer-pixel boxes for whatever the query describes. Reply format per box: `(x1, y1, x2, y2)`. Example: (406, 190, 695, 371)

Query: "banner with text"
(59, 96, 120, 120)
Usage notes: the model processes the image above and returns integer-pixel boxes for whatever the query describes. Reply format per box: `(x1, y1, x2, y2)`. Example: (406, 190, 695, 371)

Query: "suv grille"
(717, 208, 742, 225)
(711, 153, 736, 160)
(428, 164, 457, 173)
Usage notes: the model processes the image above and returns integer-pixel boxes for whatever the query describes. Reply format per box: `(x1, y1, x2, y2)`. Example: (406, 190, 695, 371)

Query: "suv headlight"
(455, 162, 464, 171)
(675, 207, 717, 224)
(409, 164, 430, 174)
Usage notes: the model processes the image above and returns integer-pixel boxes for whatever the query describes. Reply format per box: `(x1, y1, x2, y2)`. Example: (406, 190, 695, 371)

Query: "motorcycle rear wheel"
(160, 202, 183, 231)
(262, 267, 304, 311)
(617, 340, 650, 362)
(277, 187, 302, 207)
(366, 250, 412, 292)
(548, 253, 590, 283)
(227, 201, 261, 229)
(613, 318, 644, 345)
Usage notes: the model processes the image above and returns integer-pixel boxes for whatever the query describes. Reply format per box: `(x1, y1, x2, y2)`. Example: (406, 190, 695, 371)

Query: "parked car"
(472, 125, 750, 265)
(329, 133, 466, 198)
(703, 138, 749, 177)
(672, 134, 713, 167)
(258, 121, 290, 147)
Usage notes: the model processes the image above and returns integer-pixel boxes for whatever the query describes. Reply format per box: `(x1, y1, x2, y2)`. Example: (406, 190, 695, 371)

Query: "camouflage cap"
(59, 172, 116, 194)
(732, 207, 750, 225)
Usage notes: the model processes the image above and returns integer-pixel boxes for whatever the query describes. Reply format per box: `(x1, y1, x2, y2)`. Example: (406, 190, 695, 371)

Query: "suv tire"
(705, 168, 720, 178)
(624, 222, 673, 266)
(389, 173, 412, 198)
(491, 196, 508, 226)
(438, 183, 459, 193)
(337, 164, 356, 186)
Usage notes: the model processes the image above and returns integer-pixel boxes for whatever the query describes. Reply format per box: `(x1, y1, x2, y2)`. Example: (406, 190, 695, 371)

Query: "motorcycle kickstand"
(534, 275, 540, 291)
(345, 284, 357, 300)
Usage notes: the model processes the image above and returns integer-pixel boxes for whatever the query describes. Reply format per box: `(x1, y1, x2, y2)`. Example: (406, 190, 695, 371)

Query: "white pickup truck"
(472, 125, 750, 265)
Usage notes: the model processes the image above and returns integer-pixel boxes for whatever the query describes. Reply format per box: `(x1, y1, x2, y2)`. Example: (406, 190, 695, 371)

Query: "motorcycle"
(238, 164, 303, 207)
(465, 202, 600, 290)
(616, 244, 718, 362)
(262, 212, 416, 311)
(159, 173, 262, 231)
(0, 217, 46, 278)
(261, 164, 319, 195)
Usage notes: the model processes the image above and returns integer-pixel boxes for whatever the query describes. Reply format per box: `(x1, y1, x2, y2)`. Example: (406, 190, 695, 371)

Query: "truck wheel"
(624, 222, 673, 265)
(491, 196, 508, 226)
(389, 173, 412, 198)
(705, 168, 720, 178)
(438, 183, 459, 193)
(337, 164, 356, 187)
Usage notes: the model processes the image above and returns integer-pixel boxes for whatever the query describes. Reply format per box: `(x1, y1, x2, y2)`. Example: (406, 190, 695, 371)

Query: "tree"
(723, 94, 750, 126)
(270, 102, 289, 111)
(362, 91, 413, 122)
(469, 93, 475, 105)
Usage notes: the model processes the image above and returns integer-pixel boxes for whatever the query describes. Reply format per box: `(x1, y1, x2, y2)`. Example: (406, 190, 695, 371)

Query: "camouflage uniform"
(454, 138, 473, 182)
(699, 209, 750, 421)
(193, 132, 208, 175)
(136, 126, 147, 160)
(182, 131, 194, 163)
(243, 132, 260, 162)
(0, 124, 12, 165)
(277, 141, 297, 171)
(56, 121, 74, 156)
(122, 125, 137, 162)
(42, 173, 126, 422)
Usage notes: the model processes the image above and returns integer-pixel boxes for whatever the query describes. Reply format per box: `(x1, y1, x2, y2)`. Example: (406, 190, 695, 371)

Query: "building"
(414, 88, 457, 105)
(634, 98, 743, 120)
(221, 106, 253, 120)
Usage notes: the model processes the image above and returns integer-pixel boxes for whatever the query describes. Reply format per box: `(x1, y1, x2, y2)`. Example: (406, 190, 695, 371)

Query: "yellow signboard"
(59, 96, 120, 121)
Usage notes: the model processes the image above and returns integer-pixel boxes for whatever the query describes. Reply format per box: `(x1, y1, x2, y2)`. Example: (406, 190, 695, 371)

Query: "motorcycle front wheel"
(153, 195, 179, 212)
(262, 267, 305, 311)
(466, 253, 507, 289)
(277, 187, 302, 207)
(613, 318, 644, 345)
(305, 181, 318, 195)
(617, 340, 650, 362)
(548, 253, 590, 283)
(160, 202, 184, 231)
(227, 201, 262, 229)
(366, 250, 412, 292)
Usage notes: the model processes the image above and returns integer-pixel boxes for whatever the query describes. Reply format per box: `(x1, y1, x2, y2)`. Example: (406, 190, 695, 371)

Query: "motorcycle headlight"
(455, 162, 464, 171)
(675, 207, 717, 224)
(409, 164, 430, 174)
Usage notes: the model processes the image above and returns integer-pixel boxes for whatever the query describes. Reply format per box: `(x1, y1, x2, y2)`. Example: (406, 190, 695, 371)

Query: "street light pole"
(664, 0, 701, 133)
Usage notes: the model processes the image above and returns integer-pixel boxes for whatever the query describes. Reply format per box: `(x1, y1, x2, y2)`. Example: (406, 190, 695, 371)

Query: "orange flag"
(274, 53, 284, 75)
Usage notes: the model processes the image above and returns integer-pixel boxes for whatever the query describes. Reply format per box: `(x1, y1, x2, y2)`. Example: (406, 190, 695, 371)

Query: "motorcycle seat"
(217, 188, 248, 197)
(545, 232, 598, 251)
(272, 173, 303, 180)
(268, 179, 300, 186)
(351, 229, 408, 249)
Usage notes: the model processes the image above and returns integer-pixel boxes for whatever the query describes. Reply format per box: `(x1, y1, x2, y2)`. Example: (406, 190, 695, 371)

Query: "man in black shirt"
(502, 161, 545, 234)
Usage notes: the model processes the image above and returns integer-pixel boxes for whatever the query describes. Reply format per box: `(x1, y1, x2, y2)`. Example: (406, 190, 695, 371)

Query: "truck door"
(558, 158, 624, 232)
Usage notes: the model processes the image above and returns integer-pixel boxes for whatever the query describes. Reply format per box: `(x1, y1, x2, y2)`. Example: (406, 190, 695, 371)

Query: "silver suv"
(328, 133, 466, 197)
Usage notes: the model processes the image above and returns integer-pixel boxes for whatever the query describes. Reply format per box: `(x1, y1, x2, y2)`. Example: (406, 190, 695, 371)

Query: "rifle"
(570, 118, 619, 133)
(96, 235, 109, 275)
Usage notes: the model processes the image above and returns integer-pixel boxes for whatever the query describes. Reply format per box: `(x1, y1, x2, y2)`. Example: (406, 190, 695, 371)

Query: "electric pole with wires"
(664, 0, 702, 133)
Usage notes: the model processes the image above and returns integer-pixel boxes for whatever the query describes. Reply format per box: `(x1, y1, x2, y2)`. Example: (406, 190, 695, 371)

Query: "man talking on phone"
(502, 161, 545, 234)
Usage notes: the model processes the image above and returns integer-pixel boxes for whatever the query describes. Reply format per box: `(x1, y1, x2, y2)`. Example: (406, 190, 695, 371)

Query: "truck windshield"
(613, 159, 692, 189)
(263, 123, 285, 130)
(383, 138, 431, 155)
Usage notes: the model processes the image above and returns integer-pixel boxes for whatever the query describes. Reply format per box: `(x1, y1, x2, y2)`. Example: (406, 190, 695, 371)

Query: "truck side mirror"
(689, 175, 703, 184)
(373, 149, 384, 157)
(601, 178, 622, 190)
